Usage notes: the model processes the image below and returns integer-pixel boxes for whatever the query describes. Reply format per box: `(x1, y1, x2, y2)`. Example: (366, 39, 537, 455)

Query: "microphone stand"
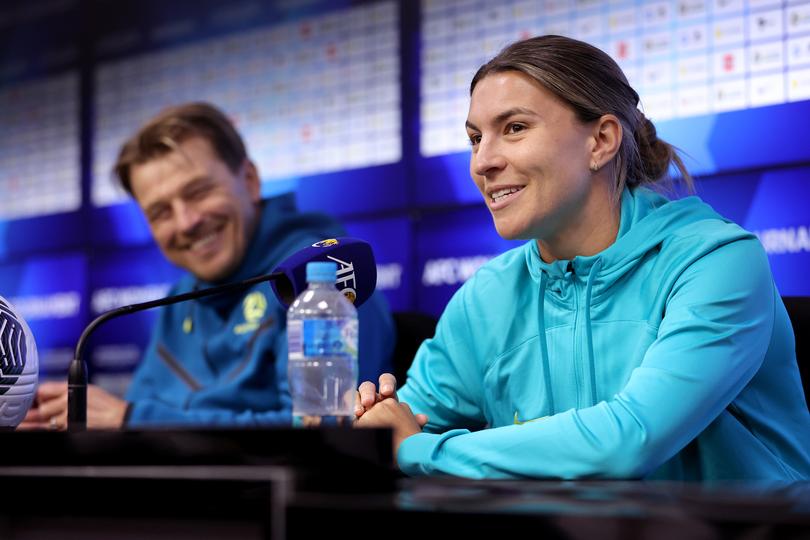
(67, 271, 283, 432)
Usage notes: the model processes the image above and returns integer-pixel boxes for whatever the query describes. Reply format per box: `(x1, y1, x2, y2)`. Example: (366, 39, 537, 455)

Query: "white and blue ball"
(0, 296, 38, 428)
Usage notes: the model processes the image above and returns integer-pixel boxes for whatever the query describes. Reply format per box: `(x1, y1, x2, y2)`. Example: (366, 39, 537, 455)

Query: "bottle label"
(288, 318, 358, 360)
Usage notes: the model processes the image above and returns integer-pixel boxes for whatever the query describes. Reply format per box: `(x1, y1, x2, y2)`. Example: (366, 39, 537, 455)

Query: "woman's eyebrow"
(466, 106, 537, 131)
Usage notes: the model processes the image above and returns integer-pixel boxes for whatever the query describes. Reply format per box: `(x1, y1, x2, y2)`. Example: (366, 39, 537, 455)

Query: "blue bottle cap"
(306, 261, 337, 283)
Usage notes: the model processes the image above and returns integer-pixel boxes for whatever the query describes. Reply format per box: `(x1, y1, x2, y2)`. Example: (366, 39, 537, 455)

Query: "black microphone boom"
(67, 271, 282, 431)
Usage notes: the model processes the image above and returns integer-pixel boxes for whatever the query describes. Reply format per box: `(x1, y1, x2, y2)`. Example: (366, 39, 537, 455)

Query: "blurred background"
(0, 0, 808, 395)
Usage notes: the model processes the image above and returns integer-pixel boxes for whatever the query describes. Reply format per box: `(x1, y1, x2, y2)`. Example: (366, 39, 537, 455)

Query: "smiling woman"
(355, 35, 810, 482)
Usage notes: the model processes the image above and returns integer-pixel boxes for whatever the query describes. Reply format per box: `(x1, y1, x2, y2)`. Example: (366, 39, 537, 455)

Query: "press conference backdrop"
(1, 0, 809, 392)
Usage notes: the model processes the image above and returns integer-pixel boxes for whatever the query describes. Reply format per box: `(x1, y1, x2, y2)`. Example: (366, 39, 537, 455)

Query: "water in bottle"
(287, 261, 358, 427)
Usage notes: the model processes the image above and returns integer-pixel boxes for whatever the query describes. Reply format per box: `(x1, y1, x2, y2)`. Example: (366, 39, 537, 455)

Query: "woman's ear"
(589, 114, 622, 171)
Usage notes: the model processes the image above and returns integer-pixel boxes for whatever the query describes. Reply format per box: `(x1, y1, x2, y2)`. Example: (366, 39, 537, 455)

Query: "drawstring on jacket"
(583, 259, 602, 406)
(537, 272, 556, 415)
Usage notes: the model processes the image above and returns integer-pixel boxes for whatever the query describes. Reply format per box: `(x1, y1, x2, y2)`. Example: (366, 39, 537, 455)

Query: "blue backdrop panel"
(91, 202, 154, 248)
(415, 204, 522, 317)
(697, 166, 810, 297)
(415, 152, 478, 207)
(0, 253, 87, 377)
(658, 101, 810, 177)
(343, 215, 413, 312)
(0, 213, 85, 259)
(296, 163, 408, 218)
(86, 245, 184, 378)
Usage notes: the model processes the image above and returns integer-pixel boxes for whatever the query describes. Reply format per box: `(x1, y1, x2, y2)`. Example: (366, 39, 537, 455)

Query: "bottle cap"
(306, 261, 337, 283)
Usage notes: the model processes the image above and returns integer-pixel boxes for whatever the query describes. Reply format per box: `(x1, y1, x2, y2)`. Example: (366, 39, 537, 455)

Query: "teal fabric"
(398, 187, 810, 480)
(125, 193, 395, 426)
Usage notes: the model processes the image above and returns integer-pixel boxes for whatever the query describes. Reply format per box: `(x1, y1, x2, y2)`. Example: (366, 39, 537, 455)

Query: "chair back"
(392, 312, 438, 388)
(782, 296, 809, 408)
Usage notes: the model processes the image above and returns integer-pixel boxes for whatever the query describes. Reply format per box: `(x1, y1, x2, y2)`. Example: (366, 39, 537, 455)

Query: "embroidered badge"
(234, 291, 267, 335)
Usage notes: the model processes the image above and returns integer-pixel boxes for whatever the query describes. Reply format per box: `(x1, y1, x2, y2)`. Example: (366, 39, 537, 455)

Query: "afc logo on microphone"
(313, 239, 339, 248)
(327, 255, 357, 303)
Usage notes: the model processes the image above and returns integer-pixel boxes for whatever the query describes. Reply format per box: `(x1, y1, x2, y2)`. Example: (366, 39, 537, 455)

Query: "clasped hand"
(354, 373, 428, 462)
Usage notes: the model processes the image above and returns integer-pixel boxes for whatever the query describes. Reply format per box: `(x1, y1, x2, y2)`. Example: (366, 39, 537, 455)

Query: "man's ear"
(243, 160, 261, 203)
(590, 114, 622, 170)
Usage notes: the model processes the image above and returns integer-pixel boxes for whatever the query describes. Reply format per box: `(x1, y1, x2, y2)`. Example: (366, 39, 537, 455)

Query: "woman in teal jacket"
(355, 35, 810, 481)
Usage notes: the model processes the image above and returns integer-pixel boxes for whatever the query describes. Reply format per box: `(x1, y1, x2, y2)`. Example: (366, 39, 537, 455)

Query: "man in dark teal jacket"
(23, 102, 394, 428)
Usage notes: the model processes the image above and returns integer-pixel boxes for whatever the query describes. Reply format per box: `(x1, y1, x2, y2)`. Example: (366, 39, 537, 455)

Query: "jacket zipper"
(569, 277, 583, 408)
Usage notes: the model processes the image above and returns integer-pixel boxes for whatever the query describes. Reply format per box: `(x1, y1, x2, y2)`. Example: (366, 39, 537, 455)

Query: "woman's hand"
(355, 373, 399, 418)
(354, 398, 428, 463)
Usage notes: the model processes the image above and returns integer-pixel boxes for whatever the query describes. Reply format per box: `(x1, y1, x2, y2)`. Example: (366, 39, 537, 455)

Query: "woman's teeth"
(491, 186, 523, 203)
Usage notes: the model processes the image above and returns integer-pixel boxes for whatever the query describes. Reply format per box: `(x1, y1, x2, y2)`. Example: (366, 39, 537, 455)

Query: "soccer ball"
(0, 296, 38, 428)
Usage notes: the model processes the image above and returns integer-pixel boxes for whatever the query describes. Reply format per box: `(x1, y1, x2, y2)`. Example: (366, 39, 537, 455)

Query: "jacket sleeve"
(397, 280, 490, 433)
(397, 238, 775, 479)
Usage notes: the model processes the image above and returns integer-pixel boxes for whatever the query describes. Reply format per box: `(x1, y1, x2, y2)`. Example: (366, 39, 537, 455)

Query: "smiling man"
(22, 102, 394, 429)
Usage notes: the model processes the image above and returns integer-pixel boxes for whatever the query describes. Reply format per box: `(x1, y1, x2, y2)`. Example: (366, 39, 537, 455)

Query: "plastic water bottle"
(287, 261, 358, 427)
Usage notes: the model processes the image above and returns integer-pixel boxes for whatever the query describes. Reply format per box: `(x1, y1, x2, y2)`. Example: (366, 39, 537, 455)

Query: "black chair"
(391, 311, 438, 388)
(782, 296, 809, 408)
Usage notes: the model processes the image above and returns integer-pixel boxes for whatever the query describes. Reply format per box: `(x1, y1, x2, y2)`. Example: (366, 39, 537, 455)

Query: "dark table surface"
(288, 476, 810, 539)
(0, 429, 808, 540)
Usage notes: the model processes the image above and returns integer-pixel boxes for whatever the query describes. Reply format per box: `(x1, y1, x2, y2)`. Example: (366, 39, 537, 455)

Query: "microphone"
(0, 296, 39, 429)
(270, 237, 376, 308)
(67, 237, 377, 431)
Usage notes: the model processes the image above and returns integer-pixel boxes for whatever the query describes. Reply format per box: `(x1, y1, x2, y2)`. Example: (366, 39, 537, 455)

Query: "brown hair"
(470, 35, 692, 196)
(114, 102, 247, 195)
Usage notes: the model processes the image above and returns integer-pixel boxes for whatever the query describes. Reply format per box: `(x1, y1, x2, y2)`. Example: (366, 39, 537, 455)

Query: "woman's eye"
(468, 134, 481, 146)
(507, 123, 525, 134)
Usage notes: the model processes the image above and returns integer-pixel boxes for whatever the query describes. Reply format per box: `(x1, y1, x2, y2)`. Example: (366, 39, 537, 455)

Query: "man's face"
(129, 136, 261, 282)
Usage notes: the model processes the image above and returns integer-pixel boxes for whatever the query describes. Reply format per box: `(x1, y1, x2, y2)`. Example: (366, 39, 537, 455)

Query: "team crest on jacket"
(234, 291, 267, 335)
(313, 238, 339, 247)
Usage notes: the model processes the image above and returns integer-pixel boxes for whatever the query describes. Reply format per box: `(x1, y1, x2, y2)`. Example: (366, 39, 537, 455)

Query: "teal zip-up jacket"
(125, 193, 395, 427)
(398, 187, 810, 480)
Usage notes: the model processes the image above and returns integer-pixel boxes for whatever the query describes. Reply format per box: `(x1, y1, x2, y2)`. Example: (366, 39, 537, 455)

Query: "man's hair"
(113, 102, 248, 195)
(471, 35, 692, 198)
